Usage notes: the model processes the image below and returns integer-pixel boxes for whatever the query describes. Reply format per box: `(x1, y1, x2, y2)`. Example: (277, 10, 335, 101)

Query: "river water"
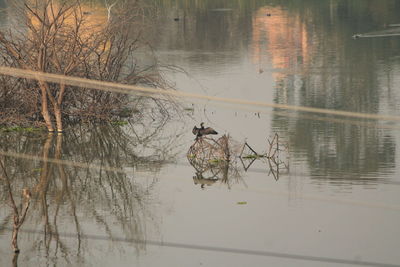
(1, 1, 400, 266)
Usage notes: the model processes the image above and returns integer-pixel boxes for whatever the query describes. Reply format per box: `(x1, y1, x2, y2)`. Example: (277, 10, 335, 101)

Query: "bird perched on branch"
(192, 122, 218, 139)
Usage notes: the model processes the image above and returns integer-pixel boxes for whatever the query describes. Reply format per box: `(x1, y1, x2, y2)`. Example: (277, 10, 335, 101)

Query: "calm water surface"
(1, 1, 400, 266)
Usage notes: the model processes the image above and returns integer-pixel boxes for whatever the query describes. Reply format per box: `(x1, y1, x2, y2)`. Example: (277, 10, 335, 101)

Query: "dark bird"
(192, 122, 218, 138)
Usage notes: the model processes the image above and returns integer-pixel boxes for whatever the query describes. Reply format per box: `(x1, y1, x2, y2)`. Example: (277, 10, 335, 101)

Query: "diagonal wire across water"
(1, 66, 400, 122)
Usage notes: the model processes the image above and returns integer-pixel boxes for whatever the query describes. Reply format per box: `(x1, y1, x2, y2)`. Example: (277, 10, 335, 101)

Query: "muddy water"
(1, 1, 400, 266)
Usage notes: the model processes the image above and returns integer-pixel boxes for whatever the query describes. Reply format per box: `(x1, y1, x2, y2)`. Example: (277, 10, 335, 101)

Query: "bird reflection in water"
(193, 171, 218, 189)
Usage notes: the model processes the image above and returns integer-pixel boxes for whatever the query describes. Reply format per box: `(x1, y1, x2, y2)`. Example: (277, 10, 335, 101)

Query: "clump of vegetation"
(0, 0, 172, 132)
(241, 154, 265, 159)
(0, 126, 44, 133)
(111, 120, 128, 126)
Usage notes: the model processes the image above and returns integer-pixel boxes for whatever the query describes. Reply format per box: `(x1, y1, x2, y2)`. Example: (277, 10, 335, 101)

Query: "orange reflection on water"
(251, 6, 310, 80)
(28, 2, 108, 38)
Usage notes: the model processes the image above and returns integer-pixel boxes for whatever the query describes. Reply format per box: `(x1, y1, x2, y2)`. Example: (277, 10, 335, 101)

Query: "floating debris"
(187, 133, 289, 187)
(187, 135, 242, 188)
(187, 135, 236, 170)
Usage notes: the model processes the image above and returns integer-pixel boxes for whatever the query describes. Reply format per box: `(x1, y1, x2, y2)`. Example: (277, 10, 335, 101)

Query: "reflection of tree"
(275, 118, 396, 180)
(0, 118, 183, 265)
(249, 1, 400, 180)
(251, 0, 400, 112)
(0, 158, 31, 254)
(27, 133, 84, 262)
(148, 0, 260, 75)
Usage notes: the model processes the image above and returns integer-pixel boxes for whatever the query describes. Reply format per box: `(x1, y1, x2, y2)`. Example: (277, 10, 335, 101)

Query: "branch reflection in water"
(0, 116, 184, 266)
(0, 157, 31, 266)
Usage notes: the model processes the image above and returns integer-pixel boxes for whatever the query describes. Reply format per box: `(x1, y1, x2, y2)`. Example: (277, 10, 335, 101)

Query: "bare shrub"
(0, 0, 170, 131)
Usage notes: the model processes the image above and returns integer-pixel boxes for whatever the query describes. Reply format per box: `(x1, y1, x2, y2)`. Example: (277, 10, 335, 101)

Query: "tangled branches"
(0, 0, 172, 131)
(187, 133, 289, 188)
